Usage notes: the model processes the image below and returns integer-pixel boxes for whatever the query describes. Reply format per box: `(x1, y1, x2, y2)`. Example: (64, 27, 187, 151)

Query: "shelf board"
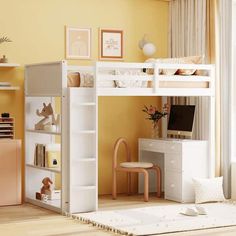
(26, 197, 61, 213)
(26, 164, 61, 173)
(0, 86, 20, 90)
(0, 63, 20, 68)
(0, 130, 14, 132)
(0, 134, 13, 137)
(26, 129, 61, 135)
(0, 125, 13, 128)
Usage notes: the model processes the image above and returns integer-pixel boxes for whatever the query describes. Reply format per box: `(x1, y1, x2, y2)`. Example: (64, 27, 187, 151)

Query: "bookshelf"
(25, 61, 97, 214)
(25, 96, 63, 212)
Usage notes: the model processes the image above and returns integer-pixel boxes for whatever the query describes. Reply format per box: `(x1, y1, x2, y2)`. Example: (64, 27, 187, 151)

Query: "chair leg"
(143, 169, 149, 202)
(153, 166, 161, 198)
(112, 170, 117, 200)
(127, 172, 131, 195)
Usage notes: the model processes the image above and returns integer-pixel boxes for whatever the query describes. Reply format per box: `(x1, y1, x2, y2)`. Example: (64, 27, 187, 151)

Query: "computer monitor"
(167, 105, 195, 137)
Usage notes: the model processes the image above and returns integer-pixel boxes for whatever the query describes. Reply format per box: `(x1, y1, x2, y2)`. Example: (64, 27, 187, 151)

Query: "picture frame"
(66, 27, 91, 59)
(99, 28, 123, 60)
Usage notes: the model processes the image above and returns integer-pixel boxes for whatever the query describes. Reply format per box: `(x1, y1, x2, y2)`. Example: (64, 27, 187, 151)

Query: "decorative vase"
(151, 123, 159, 139)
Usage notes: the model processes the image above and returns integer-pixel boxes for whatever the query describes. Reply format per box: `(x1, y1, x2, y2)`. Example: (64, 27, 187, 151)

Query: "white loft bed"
(68, 61, 215, 97)
(25, 60, 215, 214)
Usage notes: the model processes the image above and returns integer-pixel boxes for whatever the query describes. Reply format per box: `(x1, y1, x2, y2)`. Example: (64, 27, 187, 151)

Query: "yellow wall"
(0, 0, 169, 195)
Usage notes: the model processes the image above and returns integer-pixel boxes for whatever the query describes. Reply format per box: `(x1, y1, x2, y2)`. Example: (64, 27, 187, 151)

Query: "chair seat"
(120, 162, 153, 168)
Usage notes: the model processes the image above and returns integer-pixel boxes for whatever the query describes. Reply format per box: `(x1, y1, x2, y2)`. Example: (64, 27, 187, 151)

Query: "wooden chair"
(112, 137, 161, 202)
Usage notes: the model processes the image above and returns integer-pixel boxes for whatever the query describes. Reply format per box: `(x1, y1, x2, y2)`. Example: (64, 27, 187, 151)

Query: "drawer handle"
(170, 184, 175, 188)
(170, 146, 175, 149)
(148, 143, 154, 147)
(170, 160, 175, 164)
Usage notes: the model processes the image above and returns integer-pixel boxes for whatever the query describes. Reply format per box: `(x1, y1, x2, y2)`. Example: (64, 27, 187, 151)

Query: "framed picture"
(66, 27, 91, 59)
(99, 28, 123, 60)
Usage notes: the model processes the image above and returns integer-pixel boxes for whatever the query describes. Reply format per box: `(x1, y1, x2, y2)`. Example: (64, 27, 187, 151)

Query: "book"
(34, 143, 46, 167)
(0, 82, 11, 87)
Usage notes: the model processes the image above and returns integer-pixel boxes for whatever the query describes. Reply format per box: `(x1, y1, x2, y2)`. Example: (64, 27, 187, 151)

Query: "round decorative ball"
(143, 43, 156, 57)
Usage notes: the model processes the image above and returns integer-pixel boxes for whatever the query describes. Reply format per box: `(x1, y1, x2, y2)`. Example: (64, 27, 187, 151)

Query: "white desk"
(138, 138, 208, 203)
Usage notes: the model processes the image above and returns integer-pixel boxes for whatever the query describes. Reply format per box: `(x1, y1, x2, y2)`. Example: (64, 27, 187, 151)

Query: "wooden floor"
(1, 195, 236, 236)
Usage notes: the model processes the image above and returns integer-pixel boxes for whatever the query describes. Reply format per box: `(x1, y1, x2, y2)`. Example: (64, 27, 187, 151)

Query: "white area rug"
(72, 202, 236, 235)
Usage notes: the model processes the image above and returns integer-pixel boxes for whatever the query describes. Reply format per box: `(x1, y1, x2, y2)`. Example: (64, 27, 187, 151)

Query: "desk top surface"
(139, 138, 207, 143)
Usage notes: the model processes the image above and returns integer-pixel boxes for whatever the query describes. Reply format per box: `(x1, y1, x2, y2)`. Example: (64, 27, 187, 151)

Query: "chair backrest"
(113, 137, 131, 169)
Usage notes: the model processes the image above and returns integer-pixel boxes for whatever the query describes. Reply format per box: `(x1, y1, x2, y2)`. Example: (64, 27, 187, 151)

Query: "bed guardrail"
(94, 62, 215, 96)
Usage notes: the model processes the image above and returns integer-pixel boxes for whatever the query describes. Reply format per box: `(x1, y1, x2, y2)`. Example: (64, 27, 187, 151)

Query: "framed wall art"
(66, 27, 91, 59)
(99, 28, 123, 60)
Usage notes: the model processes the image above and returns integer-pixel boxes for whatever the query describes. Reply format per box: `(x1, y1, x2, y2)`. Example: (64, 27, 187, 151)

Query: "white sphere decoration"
(142, 43, 156, 57)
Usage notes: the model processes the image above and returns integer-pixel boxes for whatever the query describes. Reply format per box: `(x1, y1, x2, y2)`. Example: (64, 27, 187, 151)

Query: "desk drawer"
(165, 154, 182, 171)
(165, 171, 182, 200)
(139, 140, 164, 153)
(164, 142, 182, 154)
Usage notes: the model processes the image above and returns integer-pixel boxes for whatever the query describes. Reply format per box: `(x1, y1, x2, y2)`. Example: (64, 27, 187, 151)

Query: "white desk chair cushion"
(120, 162, 153, 168)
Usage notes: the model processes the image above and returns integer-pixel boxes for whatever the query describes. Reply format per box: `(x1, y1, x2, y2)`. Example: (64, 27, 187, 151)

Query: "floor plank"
(0, 195, 236, 236)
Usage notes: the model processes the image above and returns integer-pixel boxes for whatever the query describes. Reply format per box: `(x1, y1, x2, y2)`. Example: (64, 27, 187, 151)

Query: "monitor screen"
(167, 105, 195, 136)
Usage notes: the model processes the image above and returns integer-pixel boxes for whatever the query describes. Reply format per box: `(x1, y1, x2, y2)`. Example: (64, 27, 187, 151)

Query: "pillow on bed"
(146, 58, 180, 75)
(192, 176, 225, 204)
(177, 55, 204, 75)
(146, 55, 204, 76)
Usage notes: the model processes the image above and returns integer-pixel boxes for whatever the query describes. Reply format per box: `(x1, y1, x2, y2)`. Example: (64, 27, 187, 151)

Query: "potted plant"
(0, 36, 12, 63)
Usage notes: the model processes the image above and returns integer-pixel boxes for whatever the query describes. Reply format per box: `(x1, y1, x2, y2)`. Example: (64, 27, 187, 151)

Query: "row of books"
(34, 143, 60, 168)
(0, 82, 11, 87)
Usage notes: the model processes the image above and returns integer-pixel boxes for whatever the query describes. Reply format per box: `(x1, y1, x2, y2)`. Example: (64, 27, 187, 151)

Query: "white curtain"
(169, 0, 209, 140)
(215, 0, 232, 198)
(169, 0, 207, 58)
(232, 1, 236, 161)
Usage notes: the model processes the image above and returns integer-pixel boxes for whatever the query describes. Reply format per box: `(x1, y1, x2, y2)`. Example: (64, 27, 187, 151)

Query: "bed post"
(162, 97, 168, 138)
(209, 65, 216, 178)
(94, 62, 99, 210)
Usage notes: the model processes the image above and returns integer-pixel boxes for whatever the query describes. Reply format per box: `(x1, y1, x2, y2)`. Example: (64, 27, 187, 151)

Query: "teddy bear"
(40, 177, 53, 195)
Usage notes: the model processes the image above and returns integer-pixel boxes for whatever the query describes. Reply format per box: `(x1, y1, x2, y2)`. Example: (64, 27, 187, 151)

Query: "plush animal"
(35, 103, 60, 130)
(40, 177, 53, 195)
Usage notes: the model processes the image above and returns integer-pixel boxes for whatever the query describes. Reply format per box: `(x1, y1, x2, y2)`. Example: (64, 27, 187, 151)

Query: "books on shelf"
(0, 82, 11, 87)
(0, 117, 14, 139)
(34, 143, 60, 168)
(34, 144, 46, 167)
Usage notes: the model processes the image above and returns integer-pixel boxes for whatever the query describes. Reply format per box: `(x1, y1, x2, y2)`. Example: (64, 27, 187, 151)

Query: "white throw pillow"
(145, 56, 204, 75)
(192, 177, 225, 204)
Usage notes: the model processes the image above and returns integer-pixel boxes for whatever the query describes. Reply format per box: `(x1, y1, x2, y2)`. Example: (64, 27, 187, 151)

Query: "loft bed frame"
(68, 61, 215, 96)
(25, 60, 215, 214)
